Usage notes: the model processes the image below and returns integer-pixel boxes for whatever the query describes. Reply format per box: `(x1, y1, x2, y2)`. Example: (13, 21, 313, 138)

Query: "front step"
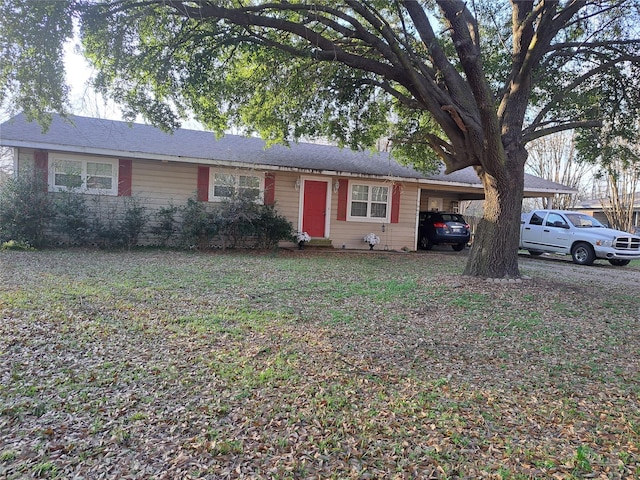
(307, 238, 333, 248)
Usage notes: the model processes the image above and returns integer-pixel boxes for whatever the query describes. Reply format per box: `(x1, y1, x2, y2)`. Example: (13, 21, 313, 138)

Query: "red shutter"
(197, 166, 209, 201)
(34, 151, 48, 191)
(337, 179, 348, 221)
(118, 159, 133, 196)
(391, 184, 401, 224)
(264, 172, 275, 205)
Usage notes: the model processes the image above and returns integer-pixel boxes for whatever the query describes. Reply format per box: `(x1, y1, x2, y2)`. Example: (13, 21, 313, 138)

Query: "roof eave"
(2, 140, 576, 195)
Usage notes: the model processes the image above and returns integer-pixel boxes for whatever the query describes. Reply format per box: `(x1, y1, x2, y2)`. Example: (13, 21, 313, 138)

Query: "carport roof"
(0, 113, 576, 196)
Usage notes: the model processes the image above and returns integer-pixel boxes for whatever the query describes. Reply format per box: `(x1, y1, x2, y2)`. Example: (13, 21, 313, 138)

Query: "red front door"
(302, 180, 327, 238)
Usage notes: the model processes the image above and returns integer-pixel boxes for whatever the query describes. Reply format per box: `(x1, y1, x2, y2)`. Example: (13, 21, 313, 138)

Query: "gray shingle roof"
(0, 113, 575, 193)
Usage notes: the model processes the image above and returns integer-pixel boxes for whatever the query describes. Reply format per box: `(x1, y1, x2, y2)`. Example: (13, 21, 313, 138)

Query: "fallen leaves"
(0, 249, 639, 478)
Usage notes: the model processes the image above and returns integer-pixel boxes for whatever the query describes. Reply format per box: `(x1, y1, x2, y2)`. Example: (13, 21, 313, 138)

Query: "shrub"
(0, 170, 54, 247)
(151, 203, 179, 246)
(53, 190, 91, 245)
(210, 192, 293, 249)
(89, 195, 148, 249)
(179, 198, 217, 249)
(119, 197, 147, 249)
(211, 192, 259, 249)
(176, 194, 293, 250)
(251, 204, 294, 249)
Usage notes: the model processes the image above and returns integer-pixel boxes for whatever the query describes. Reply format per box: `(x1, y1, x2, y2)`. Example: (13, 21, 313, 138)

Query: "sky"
(63, 37, 204, 131)
(64, 36, 136, 123)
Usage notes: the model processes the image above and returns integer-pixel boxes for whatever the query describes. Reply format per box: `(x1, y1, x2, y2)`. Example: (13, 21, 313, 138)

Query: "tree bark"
(463, 145, 526, 278)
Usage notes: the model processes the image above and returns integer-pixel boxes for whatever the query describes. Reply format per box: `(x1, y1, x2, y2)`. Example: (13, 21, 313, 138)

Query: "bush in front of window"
(209, 192, 254, 249)
(0, 169, 54, 247)
(53, 190, 92, 245)
(175, 193, 293, 250)
(179, 197, 219, 249)
(211, 192, 293, 250)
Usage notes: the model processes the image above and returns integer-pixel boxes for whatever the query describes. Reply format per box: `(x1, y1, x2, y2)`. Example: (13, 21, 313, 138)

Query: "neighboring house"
(574, 196, 640, 232)
(0, 113, 575, 250)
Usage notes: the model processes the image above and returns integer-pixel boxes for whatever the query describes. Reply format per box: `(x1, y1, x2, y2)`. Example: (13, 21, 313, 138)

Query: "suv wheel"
(452, 243, 465, 251)
(419, 236, 433, 250)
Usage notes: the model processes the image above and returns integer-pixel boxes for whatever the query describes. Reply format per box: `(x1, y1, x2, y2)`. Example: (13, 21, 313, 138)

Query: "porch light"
(333, 179, 340, 192)
(294, 177, 301, 191)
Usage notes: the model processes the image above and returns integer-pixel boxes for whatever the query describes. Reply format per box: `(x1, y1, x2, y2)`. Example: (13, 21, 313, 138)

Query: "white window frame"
(346, 182, 391, 223)
(49, 154, 119, 196)
(208, 169, 264, 202)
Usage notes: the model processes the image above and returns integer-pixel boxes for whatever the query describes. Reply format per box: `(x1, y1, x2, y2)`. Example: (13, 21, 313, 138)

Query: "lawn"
(1, 249, 639, 479)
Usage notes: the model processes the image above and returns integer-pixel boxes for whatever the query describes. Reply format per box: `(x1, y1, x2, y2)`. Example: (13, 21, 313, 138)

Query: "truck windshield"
(565, 213, 605, 228)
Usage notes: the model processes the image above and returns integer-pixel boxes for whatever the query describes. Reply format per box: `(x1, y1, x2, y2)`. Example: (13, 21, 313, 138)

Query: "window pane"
(55, 173, 83, 188)
(351, 201, 368, 217)
(214, 185, 235, 197)
(370, 203, 387, 218)
(54, 160, 82, 188)
(371, 186, 388, 202)
(352, 185, 369, 201)
(239, 175, 259, 189)
(87, 177, 113, 189)
(530, 213, 544, 225)
(214, 173, 236, 197)
(87, 162, 113, 176)
(238, 175, 260, 199)
(215, 173, 235, 186)
(86, 162, 113, 190)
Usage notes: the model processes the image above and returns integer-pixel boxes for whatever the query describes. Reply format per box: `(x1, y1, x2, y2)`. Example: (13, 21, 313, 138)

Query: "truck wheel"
(571, 242, 595, 265)
(609, 259, 630, 266)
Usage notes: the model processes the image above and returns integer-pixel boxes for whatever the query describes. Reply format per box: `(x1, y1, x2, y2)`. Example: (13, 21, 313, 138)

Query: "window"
(348, 183, 390, 221)
(545, 213, 567, 228)
(530, 212, 545, 226)
(210, 170, 263, 201)
(50, 156, 118, 195)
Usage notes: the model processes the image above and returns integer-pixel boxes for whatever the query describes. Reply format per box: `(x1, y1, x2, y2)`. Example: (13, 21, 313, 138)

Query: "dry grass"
(1, 249, 639, 479)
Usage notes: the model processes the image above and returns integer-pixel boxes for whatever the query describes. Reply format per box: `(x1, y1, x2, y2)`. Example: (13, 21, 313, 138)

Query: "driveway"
(418, 246, 639, 288)
(518, 252, 640, 289)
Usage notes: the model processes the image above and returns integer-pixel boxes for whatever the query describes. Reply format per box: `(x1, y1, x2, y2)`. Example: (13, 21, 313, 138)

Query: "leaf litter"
(0, 249, 639, 479)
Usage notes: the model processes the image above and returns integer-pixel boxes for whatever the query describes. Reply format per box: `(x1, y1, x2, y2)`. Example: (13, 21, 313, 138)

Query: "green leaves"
(0, 0, 75, 128)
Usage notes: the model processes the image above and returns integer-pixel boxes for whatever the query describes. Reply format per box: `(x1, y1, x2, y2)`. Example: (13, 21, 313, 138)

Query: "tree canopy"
(2, 0, 640, 276)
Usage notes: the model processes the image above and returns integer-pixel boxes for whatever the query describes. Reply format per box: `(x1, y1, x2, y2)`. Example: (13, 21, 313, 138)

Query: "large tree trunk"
(463, 149, 525, 278)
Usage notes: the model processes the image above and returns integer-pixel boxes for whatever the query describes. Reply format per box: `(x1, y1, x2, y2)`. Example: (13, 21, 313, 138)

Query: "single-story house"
(0, 113, 575, 250)
(573, 196, 640, 232)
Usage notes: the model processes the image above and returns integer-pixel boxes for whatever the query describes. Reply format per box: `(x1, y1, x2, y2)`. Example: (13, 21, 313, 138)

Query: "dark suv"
(418, 211, 470, 251)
